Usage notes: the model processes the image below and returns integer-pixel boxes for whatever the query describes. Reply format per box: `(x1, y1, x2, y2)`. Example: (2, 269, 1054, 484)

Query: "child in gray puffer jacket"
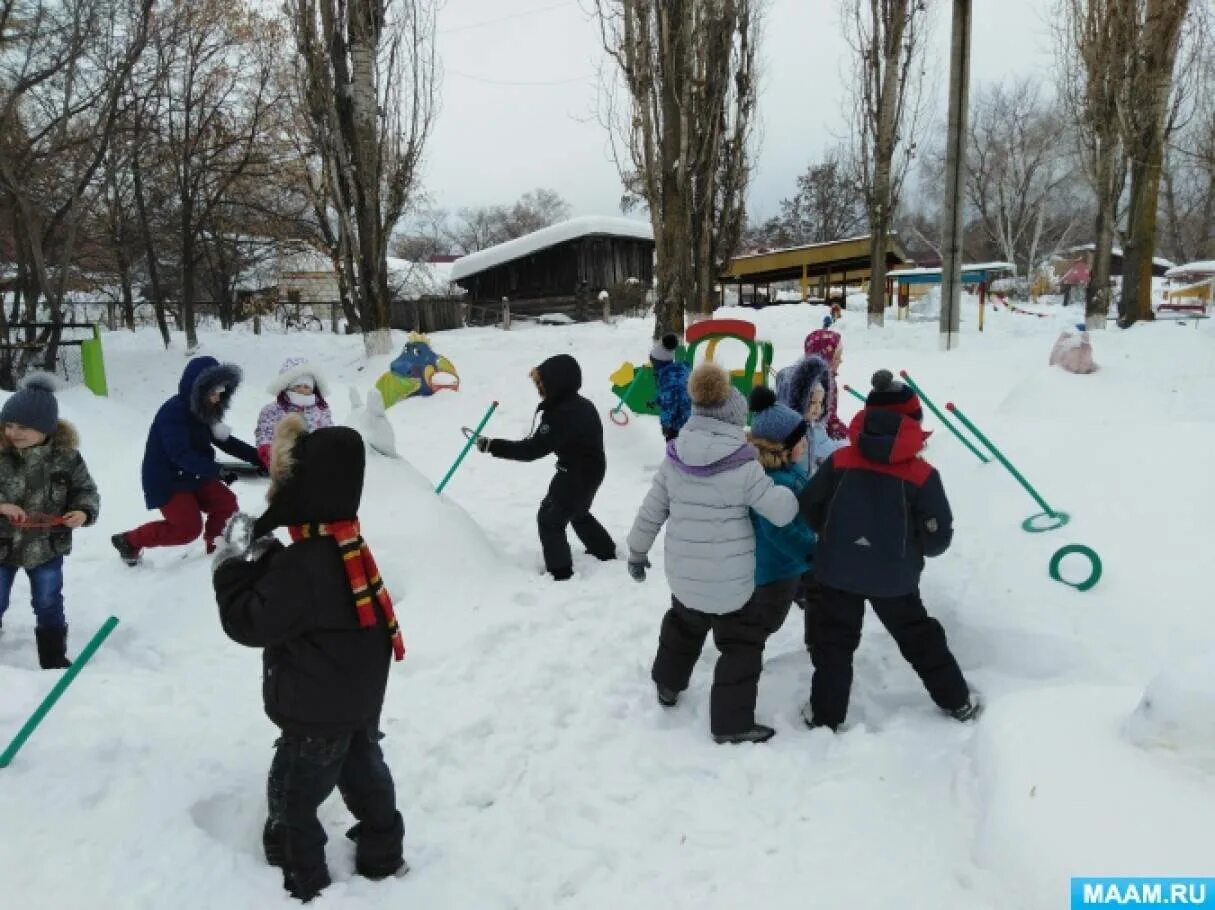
(627, 362, 798, 744)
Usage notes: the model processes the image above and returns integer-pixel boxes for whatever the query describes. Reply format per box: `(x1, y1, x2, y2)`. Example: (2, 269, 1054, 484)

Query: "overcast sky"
(423, 0, 1057, 221)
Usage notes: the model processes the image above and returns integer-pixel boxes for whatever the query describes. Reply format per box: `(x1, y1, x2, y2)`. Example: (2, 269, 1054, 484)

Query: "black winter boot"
(35, 627, 71, 670)
(656, 684, 679, 707)
(111, 533, 141, 567)
(713, 724, 776, 745)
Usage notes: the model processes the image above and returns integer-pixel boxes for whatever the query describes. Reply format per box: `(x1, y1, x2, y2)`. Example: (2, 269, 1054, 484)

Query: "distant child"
(745, 387, 815, 639)
(626, 362, 798, 744)
(213, 416, 407, 903)
(476, 354, 616, 580)
(802, 328, 848, 440)
(646, 333, 691, 440)
(0, 374, 99, 668)
(255, 357, 333, 466)
(113, 357, 264, 565)
(797, 370, 980, 731)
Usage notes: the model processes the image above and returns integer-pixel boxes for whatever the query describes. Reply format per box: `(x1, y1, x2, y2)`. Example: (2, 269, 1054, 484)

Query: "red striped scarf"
(287, 520, 405, 662)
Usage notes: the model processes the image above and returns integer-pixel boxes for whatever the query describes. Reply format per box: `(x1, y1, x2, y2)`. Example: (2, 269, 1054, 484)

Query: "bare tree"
(443, 188, 572, 253)
(290, 0, 439, 355)
(779, 146, 868, 245)
(1116, 0, 1193, 326)
(1160, 8, 1214, 263)
(596, 0, 760, 336)
(0, 0, 152, 380)
(965, 79, 1081, 276)
(1055, 0, 1129, 329)
(843, 0, 929, 327)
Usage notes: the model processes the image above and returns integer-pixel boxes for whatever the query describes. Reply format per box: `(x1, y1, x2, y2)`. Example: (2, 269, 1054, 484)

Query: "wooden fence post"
(502, 298, 511, 331)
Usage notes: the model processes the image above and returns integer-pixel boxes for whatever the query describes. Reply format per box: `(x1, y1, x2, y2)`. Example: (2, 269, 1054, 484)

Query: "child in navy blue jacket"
(746, 387, 815, 636)
(797, 370, 980, 730)
(647, 333, 691, 441)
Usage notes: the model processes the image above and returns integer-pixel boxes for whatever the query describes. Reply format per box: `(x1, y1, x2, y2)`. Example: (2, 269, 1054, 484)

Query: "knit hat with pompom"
(865, 369, 923, 421)
(650, 332, 680, 365)
(748, 385, 807, 449)
(688, 361, 748, 427)
(1, 372, 62, 435)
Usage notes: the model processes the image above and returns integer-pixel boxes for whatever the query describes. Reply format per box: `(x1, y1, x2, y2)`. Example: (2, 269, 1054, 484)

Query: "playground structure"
(1160, 261, 1214, 317)
(374, 333, 459, 409)
(609, 318, 773, 421)
(888, 262, 1015, 327)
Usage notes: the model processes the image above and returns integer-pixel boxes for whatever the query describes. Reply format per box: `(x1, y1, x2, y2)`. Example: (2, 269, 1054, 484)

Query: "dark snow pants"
(537, 472, 615, 579)
(806, 585, 969, 730)
(264, 727, 403, 901)
(651, 594, 775, 736)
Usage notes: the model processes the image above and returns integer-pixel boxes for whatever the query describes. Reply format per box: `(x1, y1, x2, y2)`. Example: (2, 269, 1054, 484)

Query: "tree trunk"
(181, 224, 200, 352)
(1121, 145, 1164, 326)
(132, 158, 172, 348)
(1085, 149, 1116, 330)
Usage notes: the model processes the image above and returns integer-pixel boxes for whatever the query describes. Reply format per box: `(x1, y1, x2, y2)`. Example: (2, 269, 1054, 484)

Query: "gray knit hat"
(650, 332, 679, 364)
(689, 361, 749, 427)
(1, 372, 61, 435)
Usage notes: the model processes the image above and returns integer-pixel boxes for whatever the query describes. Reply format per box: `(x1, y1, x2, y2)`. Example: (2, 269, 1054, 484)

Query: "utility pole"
(940, 0, 972, 351)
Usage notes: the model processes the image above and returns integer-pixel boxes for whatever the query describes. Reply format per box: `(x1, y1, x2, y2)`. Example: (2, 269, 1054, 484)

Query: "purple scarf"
(665, 440, 757, 477)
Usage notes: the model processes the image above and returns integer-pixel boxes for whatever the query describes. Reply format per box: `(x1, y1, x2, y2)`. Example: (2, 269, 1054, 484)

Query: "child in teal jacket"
(746, 387, 815, 634)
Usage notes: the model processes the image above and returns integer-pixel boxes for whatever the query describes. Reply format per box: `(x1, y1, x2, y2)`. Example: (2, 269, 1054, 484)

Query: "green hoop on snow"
(1048, 544, 1102, 592)
(1022, 510, 1071, 533)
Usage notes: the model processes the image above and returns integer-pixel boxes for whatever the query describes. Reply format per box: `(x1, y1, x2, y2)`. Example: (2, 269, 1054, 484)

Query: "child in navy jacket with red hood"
(796, 370, 980, 730)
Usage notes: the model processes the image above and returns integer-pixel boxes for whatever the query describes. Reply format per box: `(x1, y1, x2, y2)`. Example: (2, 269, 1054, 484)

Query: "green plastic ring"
(1049, 544, 1103, 592)
(1023, 510, 1071, 533)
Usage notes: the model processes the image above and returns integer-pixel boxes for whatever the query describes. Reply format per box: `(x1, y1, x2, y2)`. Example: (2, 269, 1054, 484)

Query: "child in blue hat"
(745, 386, 816, 637)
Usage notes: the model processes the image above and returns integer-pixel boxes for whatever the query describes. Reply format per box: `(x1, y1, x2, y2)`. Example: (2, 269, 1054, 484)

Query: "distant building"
(450, 216, 655, 320)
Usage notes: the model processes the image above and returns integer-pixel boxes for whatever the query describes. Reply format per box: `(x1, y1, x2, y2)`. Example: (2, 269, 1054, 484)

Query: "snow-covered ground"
(2, 298, 1213, 909)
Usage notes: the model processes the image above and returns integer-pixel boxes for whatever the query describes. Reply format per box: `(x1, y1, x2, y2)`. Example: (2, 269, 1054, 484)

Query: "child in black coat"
(475, 354, 616, 580)
(797, 370, 980, 731)
(212, 415, 407, 902)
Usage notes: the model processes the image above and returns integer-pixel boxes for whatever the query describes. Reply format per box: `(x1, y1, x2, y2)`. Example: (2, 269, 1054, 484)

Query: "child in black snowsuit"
(797, 370, 980, 730)
(476, 354, 616, 581)
(212, 415, 407, 903)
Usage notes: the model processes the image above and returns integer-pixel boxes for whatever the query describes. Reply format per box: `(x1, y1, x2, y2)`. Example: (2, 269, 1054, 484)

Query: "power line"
(439, 1, 576, 35)
(445, 67, 593, 87)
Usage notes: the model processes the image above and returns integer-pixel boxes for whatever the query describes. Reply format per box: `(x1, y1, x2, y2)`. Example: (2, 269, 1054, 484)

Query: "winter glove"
(475, 436, 492, 453)
(627, 552, 651, 583)
(211, 513, 255, 574)
(221, 470, 239, 486)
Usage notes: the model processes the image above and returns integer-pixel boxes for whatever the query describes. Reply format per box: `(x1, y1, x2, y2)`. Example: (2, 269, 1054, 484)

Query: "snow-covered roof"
(450, 216, 654, 282)
(1165, 261, 1215, 280)
(731, 234, 874, 260)
(277, 248, 334, 275)
(889, 261, 1016, 278)
(1065, 244, 1175, 269)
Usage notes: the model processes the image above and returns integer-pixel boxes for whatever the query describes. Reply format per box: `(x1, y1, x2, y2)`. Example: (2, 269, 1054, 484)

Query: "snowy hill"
(1, 301, 1213, 909)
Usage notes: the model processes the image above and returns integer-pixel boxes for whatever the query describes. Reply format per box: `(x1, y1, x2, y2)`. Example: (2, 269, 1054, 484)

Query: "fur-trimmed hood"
(254, 413, 366, 538)
(0, 419, 79, 453)
(775, 354, 832, 419)
(266, 357, 329, 398)
(179, 357, 242, 424)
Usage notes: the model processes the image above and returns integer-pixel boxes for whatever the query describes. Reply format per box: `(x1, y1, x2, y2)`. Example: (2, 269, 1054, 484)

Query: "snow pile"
(1124, 653, 1215, 769)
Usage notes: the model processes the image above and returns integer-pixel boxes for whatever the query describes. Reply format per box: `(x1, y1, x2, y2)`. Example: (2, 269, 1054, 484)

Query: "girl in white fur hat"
(254, 357, 334, 466)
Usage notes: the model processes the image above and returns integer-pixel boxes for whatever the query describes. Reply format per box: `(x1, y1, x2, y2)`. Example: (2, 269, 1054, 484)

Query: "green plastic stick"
(946, 402, 1059, 516)
(611, 370, 644, 419)
(842, 384, 867, 403)
(0, 616, 119, 769)
(900, 371, 990, 464)
(436, 401, 498, 495)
